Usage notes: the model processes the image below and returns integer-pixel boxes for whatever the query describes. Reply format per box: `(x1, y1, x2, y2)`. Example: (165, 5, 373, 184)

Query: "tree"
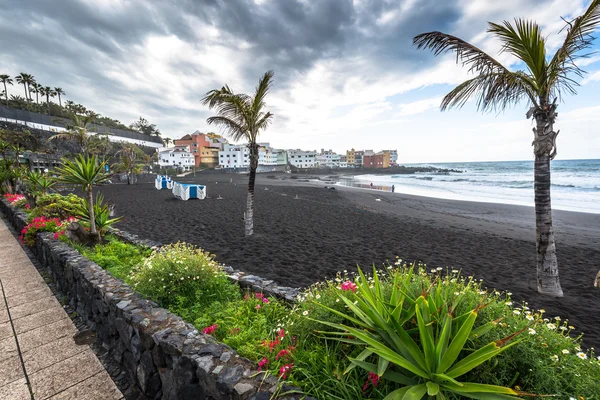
(116, 144, 145, 184)
(54, 87, 65, 107)
(56, 155, 110, 240)
(29, 82, 41, 104)
(413, 1, 600, 297)
(15, 73, 34, 101)
(163, 137, 172, 147)
(0, 75, 13, 106)
(201, 70, 274, 236)
(49, 111, 98, 155)
(41, 86, 56, 114)
(130, 117, 161, 137)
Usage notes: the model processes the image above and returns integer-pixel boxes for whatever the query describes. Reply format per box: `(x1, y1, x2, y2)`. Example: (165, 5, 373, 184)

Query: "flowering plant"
(3, 193, 27, 208)
(19, 216, 75, 246)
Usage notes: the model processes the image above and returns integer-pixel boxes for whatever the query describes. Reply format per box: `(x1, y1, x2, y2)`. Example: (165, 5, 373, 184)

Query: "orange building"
(174, 131, 224, 167)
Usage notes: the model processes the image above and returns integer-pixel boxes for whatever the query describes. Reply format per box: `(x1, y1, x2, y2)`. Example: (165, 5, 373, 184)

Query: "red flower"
(341, 281, 357, 292)
(257, 357, 269, 371)
(202, 324, 218, 335)
(362, 372, 380, 391)
(275, 349, 291, 361)
(279, 363, 294, 379)
(277, 329, 285, 339)
(255, 293, 264, 300)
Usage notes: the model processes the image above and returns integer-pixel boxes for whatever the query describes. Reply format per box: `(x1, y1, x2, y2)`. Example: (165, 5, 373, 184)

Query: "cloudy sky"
(1, 0, 599, 163)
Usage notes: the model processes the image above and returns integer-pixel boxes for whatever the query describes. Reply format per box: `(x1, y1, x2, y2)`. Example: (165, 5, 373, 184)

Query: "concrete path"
(0, 219, 123, 400)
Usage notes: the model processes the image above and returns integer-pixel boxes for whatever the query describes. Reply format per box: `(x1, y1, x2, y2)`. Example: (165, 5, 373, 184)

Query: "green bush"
(71, 236, 151, 281)
(267, 264, 600, 399)
(129, 242, 239, 311)
(29, 193, 85, 221)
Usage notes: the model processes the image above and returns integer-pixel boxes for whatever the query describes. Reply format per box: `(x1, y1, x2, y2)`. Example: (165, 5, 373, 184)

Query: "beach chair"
(155, 175, 174, 190)
(172, 182, 207, 201)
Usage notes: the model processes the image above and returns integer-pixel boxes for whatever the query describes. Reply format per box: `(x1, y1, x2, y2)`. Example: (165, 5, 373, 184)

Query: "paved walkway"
(0, 219, 123, 400)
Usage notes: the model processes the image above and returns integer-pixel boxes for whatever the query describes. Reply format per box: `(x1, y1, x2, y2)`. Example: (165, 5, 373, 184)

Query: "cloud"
(0, 0, 596, 164)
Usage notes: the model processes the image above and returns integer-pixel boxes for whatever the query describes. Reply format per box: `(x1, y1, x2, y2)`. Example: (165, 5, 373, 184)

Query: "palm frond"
(251, 70, 274, 116)
(413, 32, 507, 74)
(441, 71, 538, 112)
(206, 116, 247, 142)
(548, 0, 600, 98)
(488, 20, 547, 95)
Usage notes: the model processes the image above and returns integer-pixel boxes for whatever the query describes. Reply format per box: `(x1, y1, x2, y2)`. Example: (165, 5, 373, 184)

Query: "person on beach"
(392, 185, 395, 193)
(370, 182, 373, 188)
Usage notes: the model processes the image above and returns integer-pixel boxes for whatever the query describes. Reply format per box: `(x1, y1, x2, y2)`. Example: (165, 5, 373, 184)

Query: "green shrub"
(72, 236, 151, 280)
(72, 192, 121, 234)
(29, 193, 85, 221)
(129, 242, 239, 311)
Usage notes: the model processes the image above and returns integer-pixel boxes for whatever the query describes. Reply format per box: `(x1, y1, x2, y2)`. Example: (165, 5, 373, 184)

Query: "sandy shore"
(98, 172, 600, 350)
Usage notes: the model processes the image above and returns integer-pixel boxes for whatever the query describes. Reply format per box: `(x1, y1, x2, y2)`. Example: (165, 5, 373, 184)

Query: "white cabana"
(172, 182, 207, 200)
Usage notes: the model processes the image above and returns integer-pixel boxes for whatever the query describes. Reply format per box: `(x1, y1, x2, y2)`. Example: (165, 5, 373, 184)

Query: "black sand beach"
(99, 172, 600, 350)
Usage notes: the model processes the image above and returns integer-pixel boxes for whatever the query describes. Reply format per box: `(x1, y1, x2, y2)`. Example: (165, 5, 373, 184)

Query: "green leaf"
(446, 340, 521, 379)
(383, 387, 410, 400)
(415, 297, 436, 372)
(402, 383, 428, 400)
(344, 349, 372, 374)
(377, 356, 390, 376)
(426, 381, 440, 396)
(437, 310, 478, 373)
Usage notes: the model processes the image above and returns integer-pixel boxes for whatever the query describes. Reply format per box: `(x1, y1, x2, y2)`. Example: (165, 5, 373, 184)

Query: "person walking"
(370, 182, 373, 189)
(392, 184, 395, 193)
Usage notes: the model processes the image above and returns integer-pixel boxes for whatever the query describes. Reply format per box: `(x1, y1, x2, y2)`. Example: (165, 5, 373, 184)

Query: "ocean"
(342, 159, 600, 214)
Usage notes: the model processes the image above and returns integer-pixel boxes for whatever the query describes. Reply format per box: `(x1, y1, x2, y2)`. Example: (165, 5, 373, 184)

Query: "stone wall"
(0, 199, 309, 400)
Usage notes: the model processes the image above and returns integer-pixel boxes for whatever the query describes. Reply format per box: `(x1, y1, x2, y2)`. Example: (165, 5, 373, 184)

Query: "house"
(382, 149, 398, 165)
(316, 149, 342, 168)
(346, 149, 356, 166)
(287, 149, 317, 168)
(218, 143, 249, 168)
(157, 145, 194, 171)
(174, 131, 225, 167)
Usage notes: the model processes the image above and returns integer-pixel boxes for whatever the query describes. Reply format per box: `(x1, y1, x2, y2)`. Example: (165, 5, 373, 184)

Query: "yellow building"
(346, 148, 355, 165)
(199, 147, 219, 167)
(380, 151, 391, 168)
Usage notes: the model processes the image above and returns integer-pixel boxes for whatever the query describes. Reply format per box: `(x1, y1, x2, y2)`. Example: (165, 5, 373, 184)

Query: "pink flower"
(362, 372, 380, 391)
(255, 304, 261, 310)
(255, 293, 264, 300)
(262, 297, 269, 304)
(341, 281, 357, 292)
(201, 324, 218, 335)
(277, 329, 285, 339)
(279, 363, 294, 379)
(258, 357, 269, 371)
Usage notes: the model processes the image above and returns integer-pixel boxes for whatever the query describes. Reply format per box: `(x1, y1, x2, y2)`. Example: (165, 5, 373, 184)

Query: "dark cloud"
(1, 0, 558, 138)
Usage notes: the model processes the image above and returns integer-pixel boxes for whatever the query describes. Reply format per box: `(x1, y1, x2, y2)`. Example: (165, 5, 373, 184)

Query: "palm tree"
(163, 137, 172, 147)
(54, 87, 65, 107)
(15, 73, 34, 100)
(116, 144, 140, 184)
(413, 1, 600, 297)
(56, 155, 110, 239)
(41, 86, 56, 114)
(0, 75, 13, 106)
(201, 70, 274, 236)
(49, 111, 97, 154)
(29, 82, 41, 104)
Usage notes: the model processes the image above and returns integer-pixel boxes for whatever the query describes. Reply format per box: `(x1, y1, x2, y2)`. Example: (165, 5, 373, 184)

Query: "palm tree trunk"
(88, 186, 97, 236)
(22, 84, 28, 100)
(58, 94, 62, 107)
(534, 112, 562, 297)
(245, 144, 259, 236)
(2, 82, 7, 106)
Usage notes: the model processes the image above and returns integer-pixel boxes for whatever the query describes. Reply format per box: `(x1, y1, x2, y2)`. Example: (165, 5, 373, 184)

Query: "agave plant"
(24, 170, 54, 196)
(55, 155, 110, 238)
(73, 192, 121, 234)
(312, 268, 527, 399)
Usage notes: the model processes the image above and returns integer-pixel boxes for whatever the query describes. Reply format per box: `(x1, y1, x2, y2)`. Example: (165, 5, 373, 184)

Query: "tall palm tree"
(56, 155, 110, 239)
(163, 137, 172, 147)
(0, 75, 13, 106)
(41, 86, 55, 114)
(201, 70, 274, 236)
(54, 87, 65, 107)
(413, 1, 600, 297)
(15, 73, 34, 100)
(29, 82, 41, 104)
(49, 111, 97, 154)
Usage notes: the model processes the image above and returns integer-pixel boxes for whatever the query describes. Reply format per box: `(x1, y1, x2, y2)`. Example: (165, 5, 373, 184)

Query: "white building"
(287, 150, 317, 168)
(157, 145, 195, 170)
(316, 150, 342, 168)
(218, 143, 250, 168)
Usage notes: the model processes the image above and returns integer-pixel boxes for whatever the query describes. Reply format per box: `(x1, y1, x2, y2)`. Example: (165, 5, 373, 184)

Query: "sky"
(1, 0, 599, 163)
